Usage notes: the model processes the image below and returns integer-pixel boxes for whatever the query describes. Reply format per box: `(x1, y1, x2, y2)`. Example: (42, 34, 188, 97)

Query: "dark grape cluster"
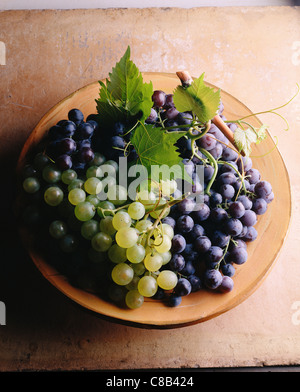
(148, 89, 274, 306)
(19, 89, 274, 310)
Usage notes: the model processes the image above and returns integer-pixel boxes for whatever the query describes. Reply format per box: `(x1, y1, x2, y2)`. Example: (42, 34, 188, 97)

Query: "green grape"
(136, 190, 157, 210)
(42, 164, 61, 183)
(131, 262, 146, 276)
(108, 283, 127, 304)
(101, 176, 117, 192)
(107, 185, 127, 206)
(86, 194, 100, 207)
(160, 251, 172, 265)
(68, 178, 84, 192)
(144, 252, 163, 272)
(84, 177, 103, 195)
(111, 263, 134, 286)
(154, 223, 174, 240)
(81, 219, 99, 240)
(68, 188, 86, 205)
(160, 179, 177, 197)
(91, 231, 112, 252)
(108, 243, 127, 264)
(153, 234, 172, 253)
(112, 210, 132, 231)
(59, 234, 78, 253)
(61, 169, 77, 185)
(74, 201, 95, 221)
(128, 202, 146, 220)
(103, 159, 118, 173)
(23, 177, 40, 193)
(33, 152, 49, 170)
(88, 248, 107, 264)
(100, 216, 116, 235)
(44, 186, 64, 206)
(126, 244, 146, 264)
(115, 227, 139, 248)
(86, 165, 103, 179)
(135, 219, 152, 232)
(125, 289, 144, 309)
(157, 270, 178, 291)
(49, 220, 68, 239)
(125, 275, 140, 291)
(97, 200, 115, 218)
(89, 152, 106, 167)
(138, 275, 158, 297)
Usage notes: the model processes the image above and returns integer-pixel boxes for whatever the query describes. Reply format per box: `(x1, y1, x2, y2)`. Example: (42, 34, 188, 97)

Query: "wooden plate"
(16, 73, 291, 329)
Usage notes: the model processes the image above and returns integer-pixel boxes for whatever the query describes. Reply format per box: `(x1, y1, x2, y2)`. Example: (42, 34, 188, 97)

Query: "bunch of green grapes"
(21, 151, 180, 310)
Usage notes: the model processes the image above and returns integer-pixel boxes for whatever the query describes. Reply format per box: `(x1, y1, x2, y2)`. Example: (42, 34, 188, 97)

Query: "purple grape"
(221, 263, 235, 277)
(218, 276, 234, 293)
(246, 168, 261, 184)
(210, 207, 228, 223)
(77, 147, 95, 163)
(162, 216, 176, 229)
(222, 147, 239, 162)
(188, 275, 202, 292)
(174, 278, 192, 296)
(209, 143, 223, 159)
(167, 294, 182, 307)
(240, 210, 257, 226)
(194, 235, 212, 253)
(197, 134, 217, 151)
(169, 253, 185, 272)
(152, 90, 166, 108)
(204, 269, 223, 290)
(228, 247, 248, 265)
(171, 234, 186, 253)
(219, 184, 235, 200)
(223, 218, 243, 236)
(265, 191, 274, 204)
(237, 156, 252, 173)
(192, 203, 210, 222)
(176, 112, 193, 126)
(68, 108, 84, 125)
(237, 195, 253, 210)
(228, 201, 245, 219)
(180, 260, 196, 276)
(218, 172, 237, 186)
(254, 181, 272, 200)
(56, 154, 72, 170)
(209, 191, 222, 207)
(177, 198, 196, 214)
(252, 198, 268, 215)
(211, 230, 230, 248)
(145, 108, 158, 124)
(242, 226, 257, 241)
(75, 122, 94, 140)
(205, 246, 223, 264)
(176, 215, 194, 233)
(163, 94, 175, 109)
(58, 138, 77, 155)
(187, 224, 205, 241)
(204, 165, 214, 182)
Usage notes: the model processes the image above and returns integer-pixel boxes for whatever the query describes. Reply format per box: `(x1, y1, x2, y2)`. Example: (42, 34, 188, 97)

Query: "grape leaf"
(234, 127, 257, 157)
(96, 46, 153, 126)
(173, 73, 221, 123)
(130, 123, 187, 181)
(234, 124, 268, 156)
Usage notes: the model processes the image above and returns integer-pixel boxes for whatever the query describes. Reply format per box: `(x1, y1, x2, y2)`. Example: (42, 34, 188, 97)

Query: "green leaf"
(130, 123, 187, 181)
(173, 73, 221, 123)
(96, 46, 153, 127)
(234, 126, 257, 157)
(256, 124, 268, 144)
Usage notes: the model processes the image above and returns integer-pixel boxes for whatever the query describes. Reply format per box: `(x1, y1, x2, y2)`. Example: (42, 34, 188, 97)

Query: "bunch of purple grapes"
(149, 90, 274, 307)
